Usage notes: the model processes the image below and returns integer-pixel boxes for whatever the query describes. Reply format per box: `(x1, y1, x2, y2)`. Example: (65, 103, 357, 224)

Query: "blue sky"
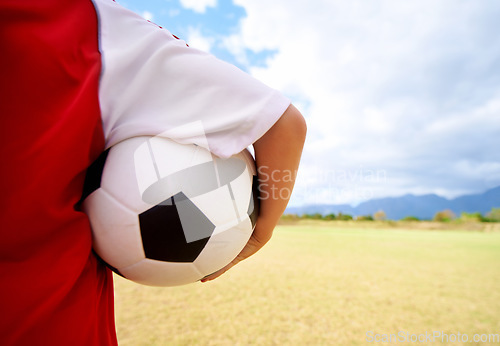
(118, 0, 500, 206)
(119, 0, 274, 70)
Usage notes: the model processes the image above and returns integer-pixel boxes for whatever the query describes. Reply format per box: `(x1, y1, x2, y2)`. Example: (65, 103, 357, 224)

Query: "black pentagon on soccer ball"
(138, 192, 215, 263)
(80, 148, 110, 203)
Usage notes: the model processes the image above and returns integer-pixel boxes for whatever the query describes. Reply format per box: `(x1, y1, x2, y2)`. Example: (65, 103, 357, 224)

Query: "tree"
(337, 212, 353, 221)
(401, 216, 420, 222)
(486, 207, 500, 222)
(303, 213, 323, 220)
(373, 210, 387, 221)
(323, 213, 337, 221)
(433, 209, 456, 222)
(356, 215, 373, 221)
(459, 212, 484, 222)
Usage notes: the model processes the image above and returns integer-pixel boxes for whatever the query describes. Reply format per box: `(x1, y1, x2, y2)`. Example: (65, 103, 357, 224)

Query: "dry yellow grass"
(114, 224, 500, 345)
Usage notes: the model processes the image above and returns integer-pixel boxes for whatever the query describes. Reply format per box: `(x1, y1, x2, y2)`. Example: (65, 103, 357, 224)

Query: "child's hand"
(200, 219, 272, 282)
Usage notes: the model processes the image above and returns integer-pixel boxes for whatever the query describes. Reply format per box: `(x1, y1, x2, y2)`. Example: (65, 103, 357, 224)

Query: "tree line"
(281, 207, 500, 222)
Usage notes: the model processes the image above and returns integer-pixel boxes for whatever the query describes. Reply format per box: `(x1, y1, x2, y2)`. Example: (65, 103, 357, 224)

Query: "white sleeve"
(92, 0, 291, 158)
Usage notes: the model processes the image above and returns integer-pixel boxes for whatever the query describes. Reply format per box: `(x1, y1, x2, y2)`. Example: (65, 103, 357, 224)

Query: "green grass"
(114, 224, 500, 345)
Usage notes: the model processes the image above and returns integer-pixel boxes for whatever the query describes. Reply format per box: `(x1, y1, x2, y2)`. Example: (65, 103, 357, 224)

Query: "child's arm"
(201, 104, 306, 282)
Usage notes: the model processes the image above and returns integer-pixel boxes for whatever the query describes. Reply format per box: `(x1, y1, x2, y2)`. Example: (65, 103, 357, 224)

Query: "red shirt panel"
(0, 0, 117, 344)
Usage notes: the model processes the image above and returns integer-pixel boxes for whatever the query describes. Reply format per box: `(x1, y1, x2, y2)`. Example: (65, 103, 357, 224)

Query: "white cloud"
(179, 0, 216, 14)
(185, 27, 214, 52)
(230, 0, 500, 205)
(141, 10, 154, 21)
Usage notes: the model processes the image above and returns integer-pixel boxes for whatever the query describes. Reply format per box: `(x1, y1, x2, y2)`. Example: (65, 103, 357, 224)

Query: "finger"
(199, 231, 270, 282)
(200, 261, 237, 282)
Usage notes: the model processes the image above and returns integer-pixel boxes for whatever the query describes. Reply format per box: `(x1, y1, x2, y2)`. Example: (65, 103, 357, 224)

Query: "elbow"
(288, 104, 307, 145)
(295, 107, 307, 143)
(254, 103, 307, 152)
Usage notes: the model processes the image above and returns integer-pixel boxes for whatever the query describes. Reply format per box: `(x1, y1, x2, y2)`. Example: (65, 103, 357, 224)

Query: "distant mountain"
(285, 186, 500, 220)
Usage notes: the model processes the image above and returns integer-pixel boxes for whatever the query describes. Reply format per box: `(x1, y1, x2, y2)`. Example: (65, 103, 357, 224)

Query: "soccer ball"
(81, 136, 258, 286)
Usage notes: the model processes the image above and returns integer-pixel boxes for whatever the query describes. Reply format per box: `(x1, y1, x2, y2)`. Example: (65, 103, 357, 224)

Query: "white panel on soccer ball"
(191, 145, 214, 166)
(188, 185, 238, 234)
(119, 258, 203, 287)
(194, 218, 253, 276)
(102, 137, 156, 214)
(149, 136, 211, 179)
(83, 189, 145, 269)
(228, 166, 253, 222)
(133, 138, 159, 197)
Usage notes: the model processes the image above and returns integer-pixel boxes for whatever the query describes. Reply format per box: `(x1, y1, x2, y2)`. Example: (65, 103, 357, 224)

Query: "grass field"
(114, 223, 500, 345)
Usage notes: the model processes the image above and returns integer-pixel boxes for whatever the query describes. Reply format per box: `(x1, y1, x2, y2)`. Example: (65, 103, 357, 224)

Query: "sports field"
(114, 223, 500, 345)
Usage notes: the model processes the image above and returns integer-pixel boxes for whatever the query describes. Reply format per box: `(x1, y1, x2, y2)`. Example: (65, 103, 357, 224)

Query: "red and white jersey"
(0, 0, 289, 345)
